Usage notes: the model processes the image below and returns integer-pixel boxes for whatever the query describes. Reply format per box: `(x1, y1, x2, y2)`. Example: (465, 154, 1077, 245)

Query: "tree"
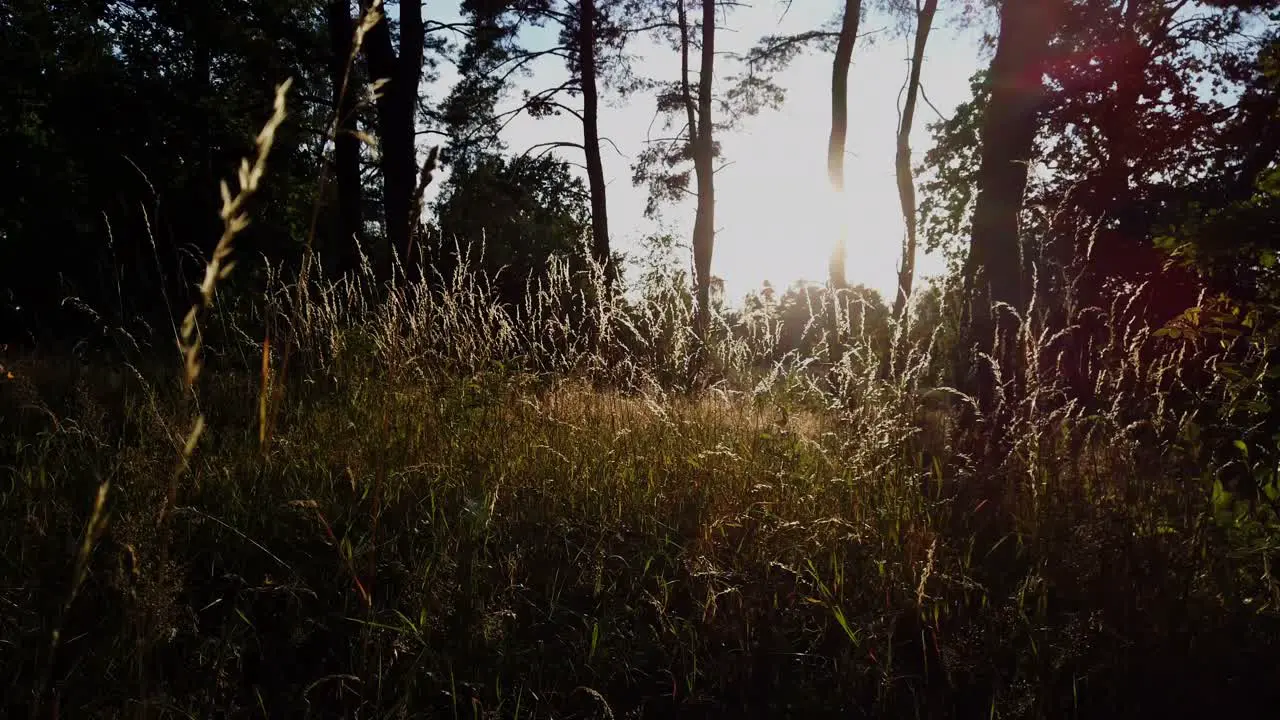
(440, 0, 627, 292)
(918, 71, 987, 274)
(914, 1, 1280, 437)
(739, 2, 878, 291)
(777, 281, 889, 359)
(577, 0, 615, 287)
(432, 151, 593, 306)
(1157, 33, 1280, 302)
(359, 0, 433, 278)
(1221, 30, 1280, 199)
(629, 0, 785, 352)
(827, 0, 864, 290)
(890, 0, 938, 321)
(690, 0, 717, 344)
(927, 2, 1275, 297)
(327, 0, 365, 277)
(962, 0, 1058, 415)
(0, 0, 331, 339)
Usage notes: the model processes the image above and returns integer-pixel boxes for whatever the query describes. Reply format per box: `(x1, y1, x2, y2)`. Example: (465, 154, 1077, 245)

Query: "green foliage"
(1157, 166, 1280, 304)
(1154, 167, 1280, 512)
(917, 71, 989, 267)
(432, 151, 592, 303)
(0, 0, 330, 336)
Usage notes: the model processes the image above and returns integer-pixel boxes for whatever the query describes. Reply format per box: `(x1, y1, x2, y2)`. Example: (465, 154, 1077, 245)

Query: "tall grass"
(5, 224, 1279, 716)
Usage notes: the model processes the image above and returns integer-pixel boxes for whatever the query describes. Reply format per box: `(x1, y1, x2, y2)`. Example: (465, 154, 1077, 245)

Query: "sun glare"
(703, 47, 931, 307)
(714, 138, 910, 305)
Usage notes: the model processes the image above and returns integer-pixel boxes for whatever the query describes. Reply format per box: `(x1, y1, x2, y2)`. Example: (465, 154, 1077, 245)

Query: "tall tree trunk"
(827, 0, 861, 290)
(578, 0, 613, 289)
(329, 0, 364, 277)
(691, 0, 717, 345)
(964, 0, 1056, 415)
(676, 0, 716, 346)
(891, 0, 937, 322)
(361, 0, 425, 280)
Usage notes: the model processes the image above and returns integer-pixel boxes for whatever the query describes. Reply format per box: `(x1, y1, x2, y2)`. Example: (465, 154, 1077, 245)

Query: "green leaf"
(831, 606, 860, 647)
(1264, 478, 1280, 503)
(1212, 478, 1232, 511)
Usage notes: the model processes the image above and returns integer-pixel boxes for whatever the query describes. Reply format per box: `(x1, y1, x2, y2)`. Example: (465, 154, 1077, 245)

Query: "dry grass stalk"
(166, 77, 293, 523)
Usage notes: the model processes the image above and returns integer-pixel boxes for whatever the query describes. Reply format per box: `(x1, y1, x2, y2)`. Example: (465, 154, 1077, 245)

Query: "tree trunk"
(827, 0, 861, 290)
(329, 0, 364, 277)
(691, 0, 717, 346)
(676, 0, 716, 346)
(964, 0, 1056, 415)
(361, 0, 424, 280)
(891, 0, 937, 322)
(578, 0, 614, 289)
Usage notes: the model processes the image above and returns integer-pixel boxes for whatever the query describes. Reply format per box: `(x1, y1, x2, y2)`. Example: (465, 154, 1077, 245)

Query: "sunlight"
(715, 166, 842, 298)
(489, 0, 977, 307)
(700, 40, 952, 306)
(713, 122, 912, 304)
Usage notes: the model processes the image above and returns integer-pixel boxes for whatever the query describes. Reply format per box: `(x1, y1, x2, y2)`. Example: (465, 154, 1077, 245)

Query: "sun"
(712, 126, 909, 305)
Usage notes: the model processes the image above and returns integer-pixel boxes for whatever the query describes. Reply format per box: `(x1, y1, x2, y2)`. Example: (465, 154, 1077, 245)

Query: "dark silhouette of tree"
(689, 0, 717, 346)
(918, 71, 988, 272)
(432, 151, 593, 306)
(577, 0, 615, 287)
(0, 0, 330, 340)
(629, 0, 784, 355)
(963, 0, 1058, 415)
(739, 2, 881, 291)
(440, 0, 628, 292)
(327, 0, 365, 277)
(359, 0, 434, 278)
(917, 0, 1277, 429)
(890, 0, 937, 322)
(1159, 31, 1280, 301)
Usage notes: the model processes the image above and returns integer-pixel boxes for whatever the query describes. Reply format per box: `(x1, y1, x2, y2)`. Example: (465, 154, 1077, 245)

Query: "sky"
(420, 1, 989, 304)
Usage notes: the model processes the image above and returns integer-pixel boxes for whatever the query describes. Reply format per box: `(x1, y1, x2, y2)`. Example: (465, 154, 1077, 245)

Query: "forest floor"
(3, 355, 1280, 718)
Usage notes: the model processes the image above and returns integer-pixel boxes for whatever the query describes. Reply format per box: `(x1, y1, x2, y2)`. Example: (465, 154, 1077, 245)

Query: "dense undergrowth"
(4, 241, 1280, 719)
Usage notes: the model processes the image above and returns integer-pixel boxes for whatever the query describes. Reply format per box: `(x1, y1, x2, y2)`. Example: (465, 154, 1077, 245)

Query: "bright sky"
(422, 1, 987, 304)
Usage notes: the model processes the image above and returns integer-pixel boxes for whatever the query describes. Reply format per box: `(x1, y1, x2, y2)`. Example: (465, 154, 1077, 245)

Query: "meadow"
(4, 240, 1280, 718)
